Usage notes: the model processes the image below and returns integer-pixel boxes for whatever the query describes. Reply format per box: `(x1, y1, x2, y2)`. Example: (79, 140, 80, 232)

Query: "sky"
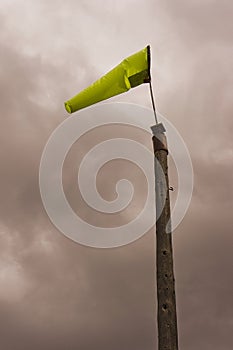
(0, 0, 233, 349)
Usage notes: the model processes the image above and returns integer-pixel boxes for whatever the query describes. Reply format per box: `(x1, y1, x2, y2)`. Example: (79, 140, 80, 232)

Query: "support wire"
(149, 81, 158, 124)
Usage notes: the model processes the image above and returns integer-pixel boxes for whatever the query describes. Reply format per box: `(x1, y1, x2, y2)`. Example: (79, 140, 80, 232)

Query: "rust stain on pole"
(151, 123, 179, 350)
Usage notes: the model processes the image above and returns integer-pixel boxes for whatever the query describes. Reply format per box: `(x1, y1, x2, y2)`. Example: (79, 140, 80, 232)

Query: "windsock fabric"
(64, 46, 151, 113)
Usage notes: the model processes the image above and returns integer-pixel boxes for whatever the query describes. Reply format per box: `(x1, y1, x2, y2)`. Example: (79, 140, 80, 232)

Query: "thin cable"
(149, 81, 158, 124)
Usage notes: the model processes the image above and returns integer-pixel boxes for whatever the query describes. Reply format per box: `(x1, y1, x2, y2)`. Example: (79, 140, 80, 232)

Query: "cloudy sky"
(0, 0, 232, 349)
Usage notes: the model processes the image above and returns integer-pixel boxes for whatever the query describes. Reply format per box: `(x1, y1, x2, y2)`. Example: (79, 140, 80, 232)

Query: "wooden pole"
(151, 123, 179, 350)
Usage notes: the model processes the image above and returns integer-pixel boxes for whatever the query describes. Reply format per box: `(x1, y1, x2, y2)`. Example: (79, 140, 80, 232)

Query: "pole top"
(150, 123, 166, 136)
(151, 123, 168, 153)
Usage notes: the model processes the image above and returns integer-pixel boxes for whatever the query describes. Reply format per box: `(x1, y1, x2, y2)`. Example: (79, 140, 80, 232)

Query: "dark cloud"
(0, 0, 232, 349)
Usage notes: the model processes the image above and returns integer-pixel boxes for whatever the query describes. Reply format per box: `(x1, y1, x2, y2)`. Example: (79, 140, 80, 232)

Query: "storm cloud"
(0, 1, 232, 349)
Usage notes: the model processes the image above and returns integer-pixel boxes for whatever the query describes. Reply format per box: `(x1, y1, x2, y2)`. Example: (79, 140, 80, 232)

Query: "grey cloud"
(0, 0, 232, 349)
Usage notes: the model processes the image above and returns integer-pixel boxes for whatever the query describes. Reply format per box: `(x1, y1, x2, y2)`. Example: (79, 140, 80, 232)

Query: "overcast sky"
(0, 1, 232, 349)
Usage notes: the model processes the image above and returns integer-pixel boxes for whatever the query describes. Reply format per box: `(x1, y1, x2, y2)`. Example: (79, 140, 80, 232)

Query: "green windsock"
(64, 45, 151, 113)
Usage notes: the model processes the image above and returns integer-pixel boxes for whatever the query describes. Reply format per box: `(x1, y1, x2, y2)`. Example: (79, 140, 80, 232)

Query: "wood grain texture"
(152, 133, 179, 350)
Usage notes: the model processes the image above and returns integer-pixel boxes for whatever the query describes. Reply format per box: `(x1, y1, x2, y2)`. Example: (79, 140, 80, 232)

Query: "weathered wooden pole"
(151, 123, 178, 350)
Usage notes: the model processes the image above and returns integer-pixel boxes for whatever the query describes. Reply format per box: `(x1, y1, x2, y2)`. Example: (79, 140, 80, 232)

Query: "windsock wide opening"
(147, 45, 151, 80)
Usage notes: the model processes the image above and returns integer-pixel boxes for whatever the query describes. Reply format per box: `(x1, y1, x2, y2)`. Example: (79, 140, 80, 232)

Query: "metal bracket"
(150, 123, 166, 136)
